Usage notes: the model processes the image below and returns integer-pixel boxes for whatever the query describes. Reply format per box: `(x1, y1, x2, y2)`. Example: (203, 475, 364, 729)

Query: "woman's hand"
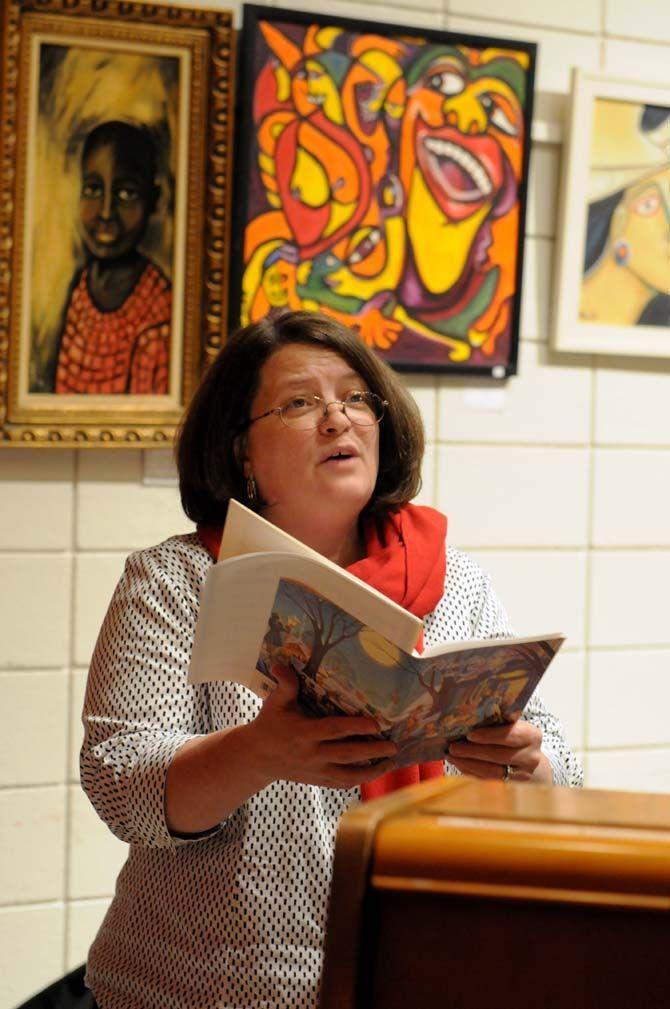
(447, 717, 553, 784)
(246, 665, 397, 790)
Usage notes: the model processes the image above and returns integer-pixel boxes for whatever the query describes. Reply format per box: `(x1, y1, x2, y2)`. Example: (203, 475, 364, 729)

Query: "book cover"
(256, 577, 564, 767)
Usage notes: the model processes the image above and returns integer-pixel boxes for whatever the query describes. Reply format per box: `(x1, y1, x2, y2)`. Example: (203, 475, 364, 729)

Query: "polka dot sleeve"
(80, 540, 213, 848)
(425, 548, 583, 788)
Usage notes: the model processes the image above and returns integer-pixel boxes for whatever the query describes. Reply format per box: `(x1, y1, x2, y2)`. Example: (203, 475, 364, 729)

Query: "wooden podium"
(320, 776, 670, 1009)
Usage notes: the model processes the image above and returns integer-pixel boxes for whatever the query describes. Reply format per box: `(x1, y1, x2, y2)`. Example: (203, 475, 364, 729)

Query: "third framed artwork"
(553, 70, 670, 359)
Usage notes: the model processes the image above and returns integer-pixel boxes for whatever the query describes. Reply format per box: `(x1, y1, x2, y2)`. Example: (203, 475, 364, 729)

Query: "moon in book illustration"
(358, 630, 401, 667)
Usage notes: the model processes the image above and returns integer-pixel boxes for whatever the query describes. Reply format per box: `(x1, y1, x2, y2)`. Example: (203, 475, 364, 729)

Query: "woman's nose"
(319, 400, 352, 433)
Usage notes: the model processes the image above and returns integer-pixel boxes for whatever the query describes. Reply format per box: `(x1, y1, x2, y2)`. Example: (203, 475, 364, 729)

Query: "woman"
(81, 311, 582, 1009)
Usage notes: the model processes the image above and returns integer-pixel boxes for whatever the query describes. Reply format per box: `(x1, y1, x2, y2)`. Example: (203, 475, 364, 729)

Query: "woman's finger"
(323, 737, 397, 765)
(265, 665, 299, 705)
(448, 740, 537, 772)
(322, 759, 397, 790)
(447, 755, 532, 782)
(315, 715, 381, 740)
(466, 720, 541, 748)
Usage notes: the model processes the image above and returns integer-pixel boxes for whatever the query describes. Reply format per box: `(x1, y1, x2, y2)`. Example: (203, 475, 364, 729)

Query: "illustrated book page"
(255, 578, 564, 767)
(188, 502, 423, 690)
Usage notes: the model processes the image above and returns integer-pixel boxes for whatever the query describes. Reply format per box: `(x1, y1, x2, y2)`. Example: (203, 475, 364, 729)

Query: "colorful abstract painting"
(231, 6, 536, 374)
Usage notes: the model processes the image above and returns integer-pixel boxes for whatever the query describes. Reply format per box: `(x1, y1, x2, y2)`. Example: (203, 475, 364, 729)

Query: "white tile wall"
(606, 0, 670, 43)
(69, 669, 89, 783)
(274, 0, 445, 28)
(77, 451, 192, 550)
(437, 445, 590, 547)
(66, 899, 112, 971)
(0, 451, 74, 550)
(592, 450, 670, 546)
(0, 787, 66, 904)
(73, 553, 130, 666)
(586, 747, 670, 793)
(0, 904, 65, 1008)
(67, 788, 128, 901)
(447, 16, 601, 93)
(450, 0, 600, 33)
(468, 550, 588, 647)
(603, 37, 670, 83)
(589, 552, 670, 648)
(588, 648, 670, 748)
(0, 672, 69, 786)
(3, 0, 670, 1003)
(538, 649, 585, 751)
(0, 554, 72, 668)
(436, 341, 591, 444)
(595, 361, 670, 446)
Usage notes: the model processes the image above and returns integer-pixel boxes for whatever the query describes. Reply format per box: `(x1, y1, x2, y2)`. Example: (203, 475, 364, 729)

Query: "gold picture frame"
(0, 0, 234, 447)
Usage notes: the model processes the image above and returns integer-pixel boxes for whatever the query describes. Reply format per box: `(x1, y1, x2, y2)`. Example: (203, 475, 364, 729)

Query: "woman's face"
(616, 167, 670, 294)
(243, 343, 380, 533)
(80, 141, 154, 260)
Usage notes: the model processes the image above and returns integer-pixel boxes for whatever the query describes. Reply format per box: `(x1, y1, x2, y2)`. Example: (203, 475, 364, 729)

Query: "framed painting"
(229, 4, 536, 375)
(553, 70, 670, 358)
(0, 0, 234, 447)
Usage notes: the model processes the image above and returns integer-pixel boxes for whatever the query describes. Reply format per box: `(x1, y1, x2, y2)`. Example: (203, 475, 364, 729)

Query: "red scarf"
(197, 503, 447, 800)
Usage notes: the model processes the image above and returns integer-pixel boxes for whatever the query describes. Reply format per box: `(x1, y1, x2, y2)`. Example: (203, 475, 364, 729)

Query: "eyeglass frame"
(245, 391, 389, 430)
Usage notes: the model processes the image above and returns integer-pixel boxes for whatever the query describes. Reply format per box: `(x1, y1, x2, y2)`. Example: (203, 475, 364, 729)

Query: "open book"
(189, 501, 565, 766)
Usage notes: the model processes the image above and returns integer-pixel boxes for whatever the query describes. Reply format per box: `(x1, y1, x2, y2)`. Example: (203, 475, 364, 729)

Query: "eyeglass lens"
(281, 393, 384, 429)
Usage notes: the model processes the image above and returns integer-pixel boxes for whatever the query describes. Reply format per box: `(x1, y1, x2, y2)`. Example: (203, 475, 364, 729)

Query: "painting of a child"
(54, 120, 172, 394)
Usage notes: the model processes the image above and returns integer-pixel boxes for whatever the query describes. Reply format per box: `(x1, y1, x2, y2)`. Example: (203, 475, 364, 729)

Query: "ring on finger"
(501, 763, 515, 782)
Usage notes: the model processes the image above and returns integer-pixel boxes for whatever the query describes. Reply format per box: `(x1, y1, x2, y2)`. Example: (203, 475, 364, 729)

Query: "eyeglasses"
(247, 391, 388, 430)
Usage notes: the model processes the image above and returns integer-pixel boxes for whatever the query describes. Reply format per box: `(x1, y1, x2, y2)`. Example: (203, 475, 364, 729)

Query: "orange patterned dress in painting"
(55, 261, 172, 395)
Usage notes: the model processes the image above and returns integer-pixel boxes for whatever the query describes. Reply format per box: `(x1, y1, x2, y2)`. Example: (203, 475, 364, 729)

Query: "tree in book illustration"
(280, 581, 362, 682)
(417, 662, 459, 719)
(501, 641, 557, 675)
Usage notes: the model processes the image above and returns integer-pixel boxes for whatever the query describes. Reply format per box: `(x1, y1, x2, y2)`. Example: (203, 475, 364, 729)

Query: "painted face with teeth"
(399, 45, 525, 295)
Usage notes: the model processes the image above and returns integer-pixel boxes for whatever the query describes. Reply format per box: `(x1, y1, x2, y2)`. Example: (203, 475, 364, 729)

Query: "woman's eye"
(286, 396, 312, 410)
(346, 391, 367, 405)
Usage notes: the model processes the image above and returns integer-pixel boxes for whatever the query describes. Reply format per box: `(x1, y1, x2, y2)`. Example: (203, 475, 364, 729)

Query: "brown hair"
(176, 311, 424, 524)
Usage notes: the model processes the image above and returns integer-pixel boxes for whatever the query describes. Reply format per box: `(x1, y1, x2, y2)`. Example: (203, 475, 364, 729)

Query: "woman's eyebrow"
(277, 371, 362, 391)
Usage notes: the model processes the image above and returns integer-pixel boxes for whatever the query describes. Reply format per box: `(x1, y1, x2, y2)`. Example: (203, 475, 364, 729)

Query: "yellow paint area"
(407, 168, 491, 294)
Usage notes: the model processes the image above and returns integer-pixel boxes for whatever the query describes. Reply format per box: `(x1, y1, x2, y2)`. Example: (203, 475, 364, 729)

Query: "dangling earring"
(613, 240, 630, 266)
(246, 474, 258, 507)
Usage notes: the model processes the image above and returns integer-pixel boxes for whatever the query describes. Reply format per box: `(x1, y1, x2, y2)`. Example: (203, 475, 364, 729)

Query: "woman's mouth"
(321, 448, 358, 464)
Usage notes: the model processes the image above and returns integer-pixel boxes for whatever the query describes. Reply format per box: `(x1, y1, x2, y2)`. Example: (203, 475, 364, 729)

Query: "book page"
(421, 630, 565, 659)
(188, 550, 422, 690)
(218, 499, 325, 563)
